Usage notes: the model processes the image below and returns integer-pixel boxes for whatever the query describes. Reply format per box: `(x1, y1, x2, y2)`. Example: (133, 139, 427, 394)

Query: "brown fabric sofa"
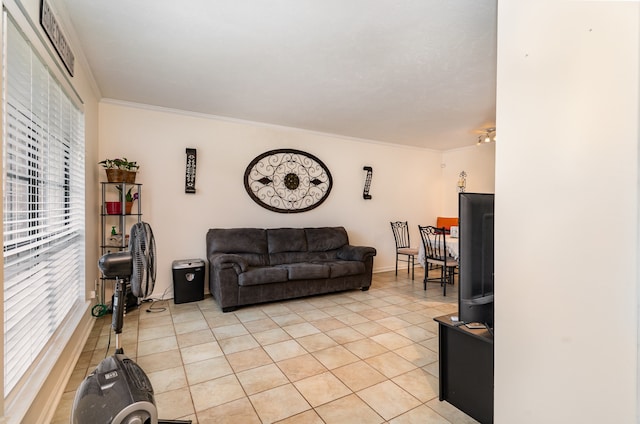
(206, 227, 376, 312)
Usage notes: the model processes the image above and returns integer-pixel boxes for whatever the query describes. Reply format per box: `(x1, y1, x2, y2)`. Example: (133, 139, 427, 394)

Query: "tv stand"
(435, 313, 494, 424)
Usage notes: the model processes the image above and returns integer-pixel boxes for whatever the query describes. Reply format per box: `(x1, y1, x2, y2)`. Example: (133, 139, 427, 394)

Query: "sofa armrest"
(210, 253, 249, 273)
(337, 245, 377, 261)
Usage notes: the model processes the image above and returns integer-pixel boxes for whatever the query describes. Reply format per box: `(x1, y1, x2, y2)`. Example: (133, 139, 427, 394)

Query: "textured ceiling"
(60, 0, 497, 150)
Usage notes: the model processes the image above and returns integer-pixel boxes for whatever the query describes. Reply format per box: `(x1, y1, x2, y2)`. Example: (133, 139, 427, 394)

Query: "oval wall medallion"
(244, 149, 333, 213)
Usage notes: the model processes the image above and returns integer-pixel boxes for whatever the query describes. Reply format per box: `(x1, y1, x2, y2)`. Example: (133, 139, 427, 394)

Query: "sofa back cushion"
(267, 228, 307, 253)
(206, 228, 269, 266)
(305, 227, 348, 252)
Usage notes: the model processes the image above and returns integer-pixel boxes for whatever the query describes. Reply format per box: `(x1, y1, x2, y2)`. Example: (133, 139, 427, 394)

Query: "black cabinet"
(435, 313, 494, 424)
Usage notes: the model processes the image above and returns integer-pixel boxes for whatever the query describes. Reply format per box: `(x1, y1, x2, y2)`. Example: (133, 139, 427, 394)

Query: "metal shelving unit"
(99, 182, 142, 306)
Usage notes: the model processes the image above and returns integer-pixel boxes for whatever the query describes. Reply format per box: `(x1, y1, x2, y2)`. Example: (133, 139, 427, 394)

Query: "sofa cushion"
(267, 228, 307, 253)
(323, 260, 365, 278)
(305, 227, 348, 252)
(238, 266, 288, 287)
(277, 263, 330, 280)
(208, 228, 267, 253)
(207, 228, 269, 266)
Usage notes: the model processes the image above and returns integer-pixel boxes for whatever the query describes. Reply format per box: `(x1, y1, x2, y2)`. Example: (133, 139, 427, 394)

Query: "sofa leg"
(222, 306, 237, 313)
(361, 286, 370, 291)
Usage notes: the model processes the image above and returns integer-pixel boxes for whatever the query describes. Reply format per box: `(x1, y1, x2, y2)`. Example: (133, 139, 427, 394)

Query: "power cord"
(144, 286, 171, 313)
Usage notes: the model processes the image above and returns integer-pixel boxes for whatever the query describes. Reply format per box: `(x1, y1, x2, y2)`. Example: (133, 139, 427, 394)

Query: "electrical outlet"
(90, 290, 96, 299)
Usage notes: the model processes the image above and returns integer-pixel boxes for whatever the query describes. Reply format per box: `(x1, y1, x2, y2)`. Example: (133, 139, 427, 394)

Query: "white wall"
(98, 101, 448, 298)
(441, 143, 495, 216)
(495, 2, 638, 423)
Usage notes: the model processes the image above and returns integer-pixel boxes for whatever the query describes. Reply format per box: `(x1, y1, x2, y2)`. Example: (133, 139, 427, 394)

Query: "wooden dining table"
(417, 235, 459, 268)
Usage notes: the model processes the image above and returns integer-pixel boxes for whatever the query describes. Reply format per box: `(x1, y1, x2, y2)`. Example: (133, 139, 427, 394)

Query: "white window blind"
(2, 16, 85, 395)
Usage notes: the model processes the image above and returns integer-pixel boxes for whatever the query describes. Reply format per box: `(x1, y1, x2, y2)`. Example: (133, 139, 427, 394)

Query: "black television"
(458, 192, 494, 328)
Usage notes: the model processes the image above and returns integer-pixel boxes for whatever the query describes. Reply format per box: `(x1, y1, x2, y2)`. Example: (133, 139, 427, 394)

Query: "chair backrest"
(418, 225, 448, 262)
(436, 217, 459, 233)
(390, 221, 411, 249)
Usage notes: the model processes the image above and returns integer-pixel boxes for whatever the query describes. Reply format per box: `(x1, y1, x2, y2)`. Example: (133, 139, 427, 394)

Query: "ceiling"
(59, 0, 497, 150)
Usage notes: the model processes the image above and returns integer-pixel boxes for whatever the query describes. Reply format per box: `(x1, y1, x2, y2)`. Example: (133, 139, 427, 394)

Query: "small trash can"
(172, 259, 205, 304)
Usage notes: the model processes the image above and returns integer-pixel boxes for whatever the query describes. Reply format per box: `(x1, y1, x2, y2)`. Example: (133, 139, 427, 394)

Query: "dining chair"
(418, 225, 458, 295)
(390, 221, 419, 280)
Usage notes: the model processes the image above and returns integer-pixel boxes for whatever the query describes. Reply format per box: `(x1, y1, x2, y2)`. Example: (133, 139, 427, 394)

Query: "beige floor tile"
(171, 309, 205, 324)
(138, 324, 176, 342)
(365, 351, 417, 378)
(176, 328, 216, 348)
(263, 339, 308, 362)
(331, 360, 387, 392)
(137, 335, 178, 357)
(181, 340, 224, 364)
(271, 313, 305, 326)
(335, 312, 370, 326)
(184, 356, 234, 385)
(389, 404, 452, 424)
(276, 353, 327, 382)
(325, 327, 366, 344)
(426, 398, 479, 424)
(351, 321, 390, 337)
(174, 318, 209, 335)
(312, 345, 360, 370)
(213, 323, 250, 340)
(252, 327, 292, 345)
(394, 325, 437, 342)
(315, 393, 384, 424)
(297, 309, 331, 322)
(376, 316, 412, 331)
(295, 333, 338, 353)
(218, 334, 259, 355)
(243, 317, 279, 333)
(392, 368, 439, 402)
(249, 383, 311, 424)
(190, 374, 246, 412)
(320, 305, 351, 316)
(276, 409, 325, 424)
(53, 272, 473, 424)
(283, 322, 321, 338)
(207, 313, 241, 328)
(357, 380, 422, 421)
(311, 317, 347, 332)
(196, 397, 262, 424)
(155, 386, 195, 420)
(235, 308, 269, 323)
(371, 332, 413, 350)
(136, 349, 182, 373)
(294, 371, 351, 407)
(343, 338, 388, 359)
(147, 365, 188, 394)
(237, 363, 289, 395)
(225, 346, 274, 372)
(394, 343, 439, 367)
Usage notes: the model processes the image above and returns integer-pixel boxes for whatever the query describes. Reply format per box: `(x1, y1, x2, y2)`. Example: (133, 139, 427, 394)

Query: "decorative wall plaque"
(362, 166, 373, 200)
(185, 148, 197, 193)
(244, 149, 333, 213)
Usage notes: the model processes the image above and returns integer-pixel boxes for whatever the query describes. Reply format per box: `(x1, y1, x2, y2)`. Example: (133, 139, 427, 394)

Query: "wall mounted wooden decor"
(244, 149, 333, 213)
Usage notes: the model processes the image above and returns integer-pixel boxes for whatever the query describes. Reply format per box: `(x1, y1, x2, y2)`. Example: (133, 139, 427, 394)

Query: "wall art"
(244, 149, 333, 213)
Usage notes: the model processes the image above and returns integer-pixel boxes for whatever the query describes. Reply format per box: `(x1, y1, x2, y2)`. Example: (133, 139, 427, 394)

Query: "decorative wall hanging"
(185, 148, 197, 194)
(362, 166, 373, 200)
(244, 149, 333, 213)
(458, 170, 467, 192)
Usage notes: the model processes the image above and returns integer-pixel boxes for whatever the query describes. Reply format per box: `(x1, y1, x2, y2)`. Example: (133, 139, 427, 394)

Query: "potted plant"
(105, 186, 139, 215)
(99, 157, 139, 183)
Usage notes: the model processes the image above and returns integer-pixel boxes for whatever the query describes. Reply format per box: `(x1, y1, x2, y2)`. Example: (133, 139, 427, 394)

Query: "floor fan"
(71, 222, 190, 424)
